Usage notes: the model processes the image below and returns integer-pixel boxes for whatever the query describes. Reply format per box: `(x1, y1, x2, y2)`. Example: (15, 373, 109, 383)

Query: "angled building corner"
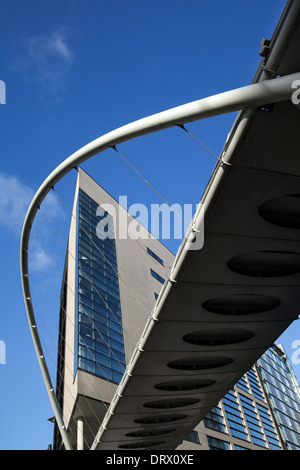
(54, 168, 175, 449)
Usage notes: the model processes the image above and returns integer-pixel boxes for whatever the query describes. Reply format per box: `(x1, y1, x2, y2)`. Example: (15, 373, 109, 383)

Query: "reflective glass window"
(76, 189, 126, 384)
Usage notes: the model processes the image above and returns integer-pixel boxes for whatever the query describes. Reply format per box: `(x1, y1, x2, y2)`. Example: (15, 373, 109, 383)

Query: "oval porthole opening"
(183, 328, 254, 346)
(154, 378, 215, 392)
(202, 294, 281, 315)
(259, 195, 300, 229)
(134, 414, 187, 425)
(125, 428, 176, 438)
(227, 251, 300, 277)
(119, 440, 165, 449)
(168, 356, 233, 371)
(143, 398, 200, 409)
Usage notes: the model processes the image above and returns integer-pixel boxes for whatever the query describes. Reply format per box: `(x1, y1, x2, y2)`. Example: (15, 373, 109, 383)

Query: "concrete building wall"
(62, 174, 79, 429)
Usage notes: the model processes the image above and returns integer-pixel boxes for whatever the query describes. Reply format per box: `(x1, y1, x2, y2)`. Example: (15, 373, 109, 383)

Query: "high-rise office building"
(178, 344, 300, 451)
(257, 344, 300, 450)
(54, 168, 175, 450)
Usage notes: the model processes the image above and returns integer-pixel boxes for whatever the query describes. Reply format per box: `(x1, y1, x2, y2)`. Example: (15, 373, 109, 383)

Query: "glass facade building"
(77, 189, 126, 384)
(222, 390, 249, 442)
(257, 345, 300, 450)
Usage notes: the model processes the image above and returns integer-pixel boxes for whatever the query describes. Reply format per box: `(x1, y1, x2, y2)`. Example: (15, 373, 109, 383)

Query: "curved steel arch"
(20, 72, 300, 450)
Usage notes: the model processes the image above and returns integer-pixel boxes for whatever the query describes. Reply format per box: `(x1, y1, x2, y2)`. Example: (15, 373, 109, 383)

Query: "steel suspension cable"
(52, 186, 156, 317)
(177, 124, 232, 166)
(112, 146, 191, 231)
(27, 282, 94, 448)
(37, 206, 136, 351)
(27, 248, 111, 437)
(30, 223, 128, 375)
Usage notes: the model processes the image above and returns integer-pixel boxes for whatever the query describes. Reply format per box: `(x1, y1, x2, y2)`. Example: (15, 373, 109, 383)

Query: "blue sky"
(1, 0, 299, 450)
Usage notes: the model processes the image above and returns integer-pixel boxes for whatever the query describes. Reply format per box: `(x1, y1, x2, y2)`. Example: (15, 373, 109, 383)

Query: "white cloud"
(28, 30, 73, 66)
(26, 29, 74, 102)
(0, 171, 67, 273)
(28, 245, 53, 273)
(40, 190, 65, 221)
(0, 171, 65, 235)
(0, 172, 34, 234)
(49, 32, 73, 62)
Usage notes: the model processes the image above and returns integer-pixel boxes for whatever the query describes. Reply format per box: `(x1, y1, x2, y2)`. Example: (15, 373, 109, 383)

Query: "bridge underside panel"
(94, 97, 300, 450)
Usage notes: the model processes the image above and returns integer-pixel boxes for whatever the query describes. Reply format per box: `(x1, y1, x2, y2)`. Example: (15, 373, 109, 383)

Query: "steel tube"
(77, 418, 84, 450)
